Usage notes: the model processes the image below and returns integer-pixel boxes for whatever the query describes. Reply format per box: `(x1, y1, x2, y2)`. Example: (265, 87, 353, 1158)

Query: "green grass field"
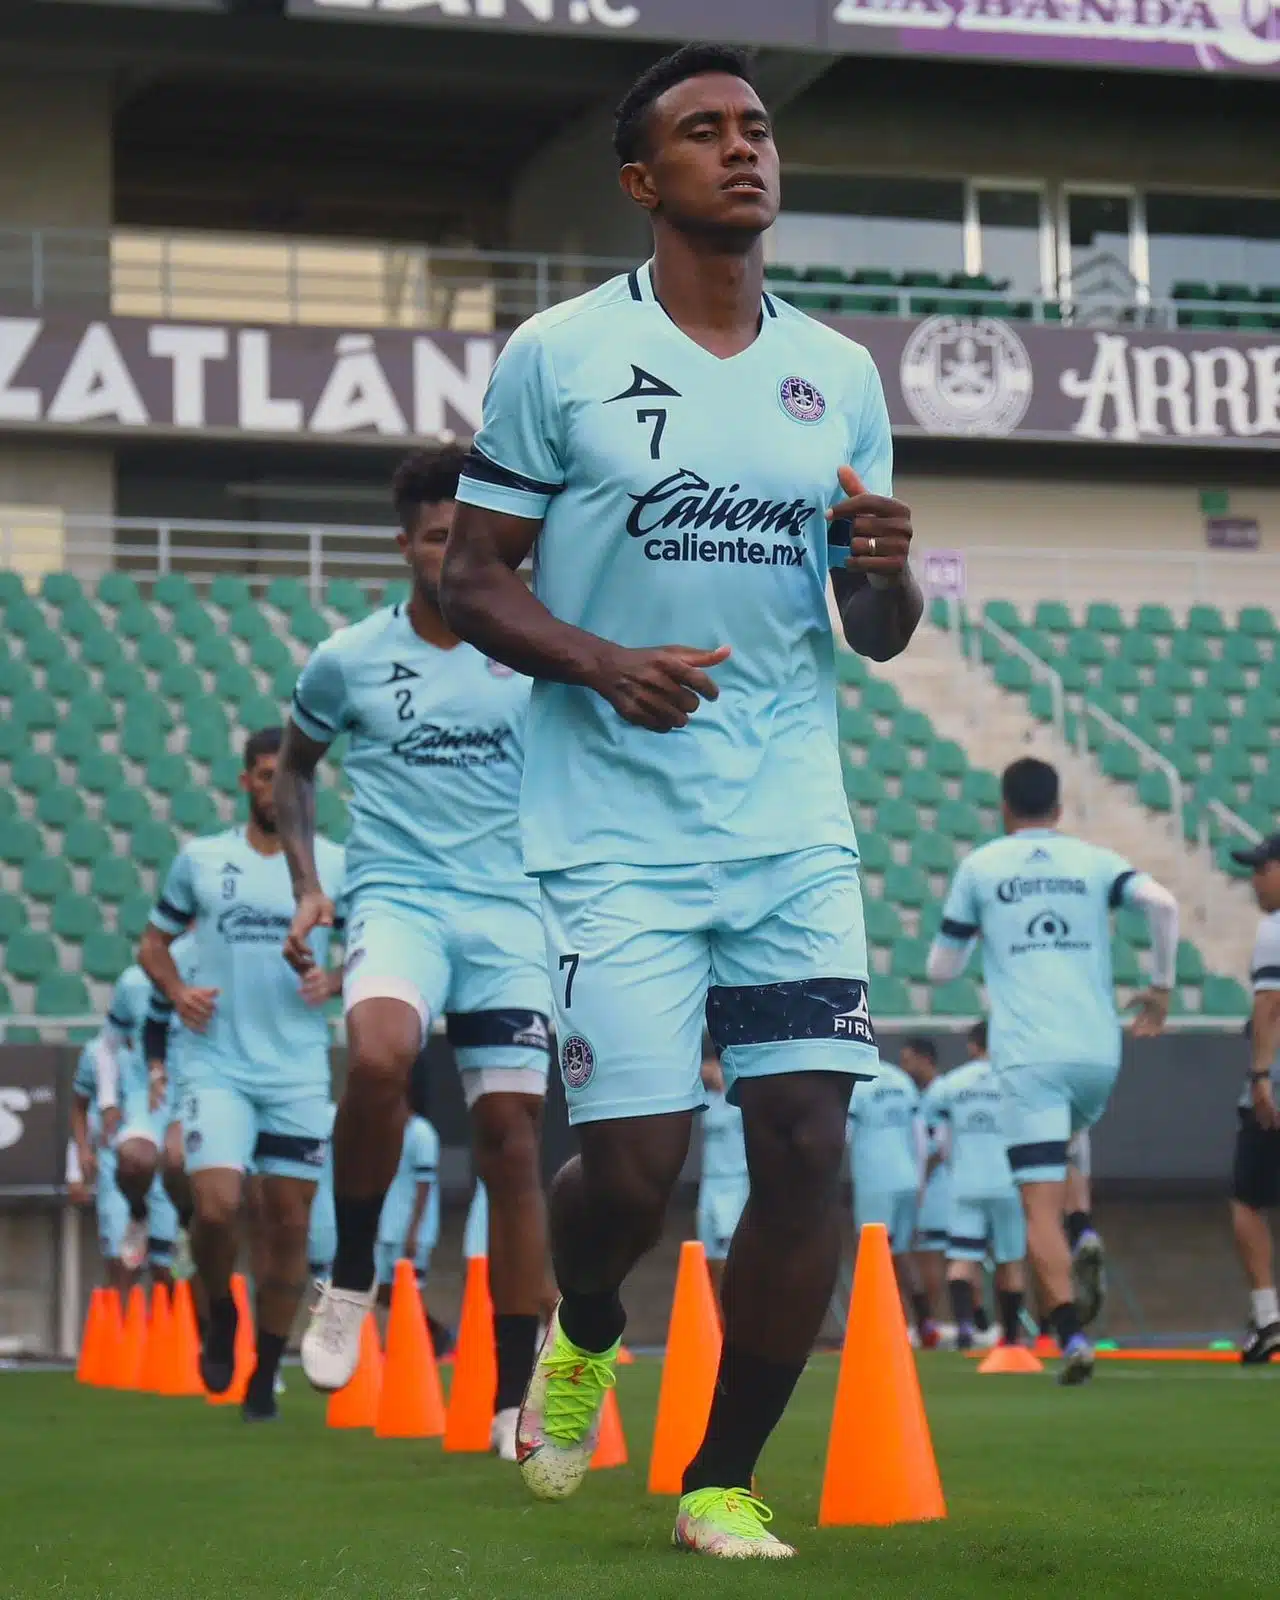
(5, 1358, 1278, 1599)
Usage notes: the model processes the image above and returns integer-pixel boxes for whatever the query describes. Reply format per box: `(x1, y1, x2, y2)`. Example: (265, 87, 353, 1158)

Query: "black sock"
(248, 1330, 286, 1403)
(1065, 1211, 1092, 1249)
(128, 1195, 147, 1224)
(1038, 1316, 1052, 1338)
(494, 1313, 540, 1412)
(176, 1199, 194, 1230)
(948, 1278, 976, 1329)
(331, 1195, 385, 1291)
(558, 1288, 625, 1354)
(911, 1290, 933, 1330)
(206, 1293, 236, 1348)
(973, 1302, 991, 1333)
(1049, 1300, 1082, 1348)
(999, 1290, 1023, 1344)
(682, 1343, 805, 1495)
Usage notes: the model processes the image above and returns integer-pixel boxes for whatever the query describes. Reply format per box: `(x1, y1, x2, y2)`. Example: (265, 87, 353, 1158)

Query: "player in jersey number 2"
(442, 45, 922, 1558)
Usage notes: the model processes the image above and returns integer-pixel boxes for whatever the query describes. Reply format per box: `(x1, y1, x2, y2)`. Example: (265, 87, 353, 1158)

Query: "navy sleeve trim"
(628, 269, 642, 302)
(1254, 965, 1280, 983)
(107, 1010, 129, 1030)
(462, 445, 562, 499)
(156, 896, 187, 924)
(292, 686, 336, 734)
(1108, 869, 1137, 909)
(940, 917, 979, 940)
(763, 292, 777, 318)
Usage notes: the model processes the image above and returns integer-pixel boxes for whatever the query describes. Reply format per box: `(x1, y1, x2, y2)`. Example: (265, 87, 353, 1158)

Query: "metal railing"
(972, 611, 1068, 748)
(1076, 700, 1185, 852)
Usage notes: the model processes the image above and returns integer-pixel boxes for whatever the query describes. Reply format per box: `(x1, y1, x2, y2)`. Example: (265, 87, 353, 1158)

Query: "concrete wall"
(0, 67, 113, 231)
(0, 439, 116, 576)
(508, 105, 649, 263)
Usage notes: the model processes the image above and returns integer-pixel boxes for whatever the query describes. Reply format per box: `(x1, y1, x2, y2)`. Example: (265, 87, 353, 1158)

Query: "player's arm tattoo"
(831, 565, 924, 662)
(275, 720, 329, 896)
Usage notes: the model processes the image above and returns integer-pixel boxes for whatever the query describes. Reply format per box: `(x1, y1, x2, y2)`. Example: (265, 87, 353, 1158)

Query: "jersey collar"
(627, 259, 779, 324)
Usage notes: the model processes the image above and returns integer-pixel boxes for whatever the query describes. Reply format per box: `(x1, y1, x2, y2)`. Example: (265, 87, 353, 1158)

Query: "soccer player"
(374, 1111, 440, 1303)
(902, 1037, 947, 1346)
(70, 1041, 130, 1293)
(1226, 832, 1280, 1363)
(697, 1049, 747, 1306)
(280, 448, 553, 1461)
(927, 756, 1177, 1385)
(139, 727, 345, 1421)
(933, 1020, 1027, 1351)
(846, 1055, 922, 1319)
(440, 44, 920, 1556)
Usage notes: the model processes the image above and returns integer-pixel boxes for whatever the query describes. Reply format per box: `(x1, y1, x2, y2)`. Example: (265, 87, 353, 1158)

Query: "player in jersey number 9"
(441, 43, 922, 1558)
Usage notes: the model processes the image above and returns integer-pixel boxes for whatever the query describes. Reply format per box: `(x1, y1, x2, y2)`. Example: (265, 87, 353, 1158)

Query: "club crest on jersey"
(779, 376, 826, 425)
(561, 1034, 596, 1091)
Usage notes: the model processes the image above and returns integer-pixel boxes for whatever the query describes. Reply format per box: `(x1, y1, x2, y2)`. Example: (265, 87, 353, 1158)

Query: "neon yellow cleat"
(673, 1488, 796, 1559)
(516, 1307, 618, 1501)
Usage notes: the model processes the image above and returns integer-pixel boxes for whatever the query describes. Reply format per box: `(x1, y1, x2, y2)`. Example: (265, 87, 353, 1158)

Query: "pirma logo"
(779, 376, 826, 424)
(561, 1034, 596, 1091)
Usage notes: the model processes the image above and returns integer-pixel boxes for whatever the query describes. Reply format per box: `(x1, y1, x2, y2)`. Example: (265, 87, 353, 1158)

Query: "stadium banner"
(0, 307, 1278, 448)
(0, 1053, 62, 1195)
(286, 0, 1280, 78)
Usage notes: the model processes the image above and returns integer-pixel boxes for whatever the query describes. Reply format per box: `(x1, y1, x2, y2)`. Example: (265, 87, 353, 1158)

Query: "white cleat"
(120, 1217, 148, 1274)
(300, 1281, 375, 1392)
(490, 1406, 519, 1462)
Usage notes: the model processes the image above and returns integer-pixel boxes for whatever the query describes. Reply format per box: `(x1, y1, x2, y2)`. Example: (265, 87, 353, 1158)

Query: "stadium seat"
(45, 657, 91, 701)
(36, 786, 86, 830)
(1136, 604, 1176, 636)
(863, 899, 903, 946)
(102, 659, 149, 701)
(6, 929, 58, 982)
(96, 572, 140, 608)
(883, 863, 929, 909)
(1085, 602, 1125, 636)
(138, 631, 181, 673)
(890, 938, 931, 981)
(120, 719, 166, 766)
(835, 651, 867, 687)
(1187, 604, 1226, 638)
(118, 894, 154, 940)
(0, 652, 33, 696)
(104, 787, 151, 830)
(77, 751, 126, 797)
(251, 634, 293, 675)
(146, 752, 192, 797)
(131, 820, 178, 870)
(860, 679, 901, 717)
(867, 740, 909, 779)
(1238, 606, 1277, 639)
(1170, 631, 1212, 669)
(929, 741, 969, 780)
(931, 978, 982, 1016)
(1110, 939, 1142, 986)
(214, 662, 258, 705)
(0, 716, 24, 763)
(80, 629, 125, 671)
(902, 768, 944, 807)
(936, 798, 983, 842)
(1101, 743, 1140, 783)
(52, 894, 99, 943)
(1200, 975, 1250, 1017)
(325, 579, 369, 621)
(895, 708, 934, 749)
(170, 789, 221, 834)
(91, 856, 143, 903)
(209, 755, 244, 798)
(172, 603, 217, 643)
(911, 833, 956, 875)
(238, 693, 283, 732)
(1034, 600, 1073, 633)
(159, 662, 205, 705)
(873, 975, 913, 1015)
(0, 891, 26, 939)
(837, 705, 875, 746)
(266, 576, 308, 615)
(62, 821, 113, 867)
(36, 973, 92, 1016)
(82, 930, 135, 982)
(1119, 632, 1159, 667)
(1176, 940, 1206, 984)
(856, 832, 892, 874)
(230, 604, 271, 644)
(315, 788, 350, 841)
(210, 575, 254, 611)
(187, 721, 231, 764)
(152, 573, 198, 609)
(196, 634, 239, 674)
(962, 769, 1000, 809)
(13, 687, 59, 733)
(1137, 768, 1173, 812)
(876, 797, 917, 840)
(115, 602, 160, 642)
(12, 751, 58, 795)
(1223, 632, 1263, 668)
(22, 855, 72, 904)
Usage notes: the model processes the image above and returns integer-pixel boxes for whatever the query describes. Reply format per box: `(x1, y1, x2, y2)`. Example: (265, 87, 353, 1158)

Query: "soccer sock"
(128, 1195, 147, 1224)
(558, 1288, 625, 1354)
(176, 1198, 194, 1230)
(947, 1278, 976, 1331)
(1064, 1210, 1093, 1250)
(682, 1343, 805, 1495)
(247, 1330, 286, 1406)
(1049, 1300, 1083, 1349)
(493, 1313, 540, 1412)
(973, 1302, 991, 1334)
(1251, 1287, 1279, 1328)
(330, 1195, 385, 1291)
(999, 1289, 1024, 1344)
(911, 1290, 933, 1330)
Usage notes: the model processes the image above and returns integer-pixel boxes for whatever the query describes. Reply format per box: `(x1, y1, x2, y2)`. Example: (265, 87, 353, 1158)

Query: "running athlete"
(902, 1037, 947, 1347)
(931, 1020, 1027, 1351)
(140, 727, 345, 1421)
(281, 448, 552, 1461)
(846, 1058, 922, 1319)
(71, 1041, 131, 1292)
(697, 1051, 748, 1307)
(927, 757, 1177, 1385)
(441, 44, 920, 1555)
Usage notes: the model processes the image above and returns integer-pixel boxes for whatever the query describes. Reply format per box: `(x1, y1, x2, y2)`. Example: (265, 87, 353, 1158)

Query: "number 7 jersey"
(457, 262, 894, 878)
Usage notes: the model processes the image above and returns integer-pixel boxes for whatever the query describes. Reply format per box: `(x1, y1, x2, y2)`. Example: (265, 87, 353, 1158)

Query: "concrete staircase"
(862, 617, 1257, 986)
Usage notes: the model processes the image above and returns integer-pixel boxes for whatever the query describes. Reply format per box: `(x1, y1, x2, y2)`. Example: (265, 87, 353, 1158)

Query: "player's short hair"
(614, 43, 757, 166)
(243, 726, 282, 769)
(1001, 756, 1060, 821)
(901, 1035, 938, 1065)
(969, 1019, 988, 1053)
(391, 446, 468, 533)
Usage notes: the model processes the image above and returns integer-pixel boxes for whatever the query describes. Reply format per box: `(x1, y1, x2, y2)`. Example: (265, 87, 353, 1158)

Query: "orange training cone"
(329, 1315, 384, 1430)
(164, 1279, 204, 1397)
(100, 1289, 127, 1388)
(818, 1223, 946, 1527)
(978, 1343, 1044, 1375)
(206, 1273, 256, 1405)
(445, 1255, 497, 1452)
(647, 1241, 723, 1494)
(617, 1345, 636, 1366)
(138, 1283, 173, 1394)
(76, 1289, 108, 1386)
(117, 1284, 148, 1391)
(591, 1386, 628, 1471)
(376, 1259, 446, 1439)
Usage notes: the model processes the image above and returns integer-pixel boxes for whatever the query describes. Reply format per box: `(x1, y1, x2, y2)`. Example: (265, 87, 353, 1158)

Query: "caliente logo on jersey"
(626, 468, 814, 569)
(391, 722, 512, 768)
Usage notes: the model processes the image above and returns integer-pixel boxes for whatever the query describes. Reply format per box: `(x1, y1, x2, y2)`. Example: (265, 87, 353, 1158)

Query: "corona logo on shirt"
(625, 468, 813, 569)
(390, 722, 512, 769)
(995, 874, 1088, 904)
(216, 905, 294, 943)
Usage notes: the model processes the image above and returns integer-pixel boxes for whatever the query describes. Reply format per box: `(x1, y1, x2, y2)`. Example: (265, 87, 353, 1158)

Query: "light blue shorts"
(539, 846, 877, 1126)
(95, 1148, 129, 1260)
(374, 1185, 439, 1285)
(177, 1080, 331, 1183)
(343, 887, 551, 1103)
(308, 1176, 335, 1276)
(856, 1187, 918, 1256)
(117, 1079, 176, 1150)
(463, 1181, 488, 1260)
(697, 1177, 750, 1261)
(916, 1167, 951, 1250)
(999, 1061, 1118, 1185)
(947, 1193, 1026, 1265)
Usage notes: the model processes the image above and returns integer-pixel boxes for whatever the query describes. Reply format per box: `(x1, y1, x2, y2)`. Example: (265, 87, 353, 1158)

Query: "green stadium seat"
(101, 659, 148, 701)
(36, 786, 86, 830)
(911, 833, 956, 874)
(1019, 630, 1057, 664)
(1137, 683, 1177, 722)
(961, 769, 1000, 809)
(0, 891, 25, 939)
(0, 653, 33, 697)
(96, 572, 139, 607)
(1028, 684, 1060, 725)
(1101, 742, 1140, 782)
(131, 820, 178, 870)
(187, 721, 230, 765)
(902, 768, 944, 807)
(0, 571, 29, 606)
(267, 577, 310, 614)
(172, 603, 217, 644)
(40, 571, 83, 607)
(138, 631, 181, 673)
(105, 787, 151, 830)
(325, 579, 369, 621)
(146, 752, 192, 796)
(77, 751, 125, 797)
(152, 572, 198, 609)
(117, 894, 153, 940)
(876, 797, 917, 840)
(91, 856, 142, 903)
(315, 788, 350, 842)
(45, 657, 91, 700)
(1237, 606, 1277, 639)
(835, 651, 867, 687)
(1110, 939, 1142, 986)
(195, 634, 239, 674)
(214, 662, 258, 705)
(36, 973, 92, 1016)
(863, 899, 903, 946)
(936, 798, 983, 843)
(209, 755, 244, 798)
(1255, 772, 1280, 811)
(81, 931, 134, 982)
(229, 604, 271, 644)
(857, 832, 892, 874)
(860, 679, 901, 717)
(982, 599, 1021, 631)
(1100, 657, 1142, 696)
(0, 790, 13, 824)
(1160, 742, 1201, 783)
(837, 705, 876, 746)
(1205, 660, 1247, 696)
(883, 863, 929, 909)
(873, 975, 913, 1016)
(931, 978, 982, 1016)
(6, 929, 58, 982)
(928, 740, 968, 780)
(12, 751, 58, 795)
(4, 596, 47, 638)
(79, 629, 125, 671)
(1085, 602, 1125, 636)
(895, 709, 934, 749)
(115, 602, 160, 642)
(1175, 940, 1205, 984)
(1200, 975, 1250, 1018)
(1066, 631, 1107, 667)
(867, 741, 909, 779)
(237, 694, 283, 733)
(1238, 720, 1272, 756)
(62, 598, 110, 642)
(120, 720, 166, 765)
(159, 662, 204, 705)
(1119, 632, 1159, 667)
(251, 634, 293, 676)
(171, 789, 221, 835)
(1223, 632, 1263, 669)
(62, 820, 113, 867)
(1151, 657, 1193, 697)
(1212, 744, 1257, 784)
(1034, 600, 1073, 632)
(1187, 603, 1226, 638)
(1170, 631, 1212, 668)
(1192, 690, 1232, 727)
(210, 575, 254, 611)
(52, 894, 99, 943)
(891, 937, 932, 981)
(13, 686, 59, 732)
(843, 760, 885, 805)
(23, 628, 62, 669)
(1136, 604, 1176, 636)
(22, 855, 73, 903)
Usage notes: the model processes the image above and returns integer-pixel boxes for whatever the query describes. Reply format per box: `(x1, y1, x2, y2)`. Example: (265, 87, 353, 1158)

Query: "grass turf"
(5, 1357, 1278, 1598)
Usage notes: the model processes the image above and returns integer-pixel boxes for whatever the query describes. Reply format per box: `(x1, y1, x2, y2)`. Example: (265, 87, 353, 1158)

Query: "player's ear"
(619, 161, 659, 213)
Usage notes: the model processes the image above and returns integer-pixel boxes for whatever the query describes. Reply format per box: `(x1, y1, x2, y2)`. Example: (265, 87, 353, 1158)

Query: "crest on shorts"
(561, 1034, 596, 1091)
(779, 375, 826, 425)
(486, 659, 515, 678)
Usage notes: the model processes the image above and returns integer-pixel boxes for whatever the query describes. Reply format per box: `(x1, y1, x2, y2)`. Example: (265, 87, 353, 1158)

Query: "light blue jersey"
(932, 1059, 1015, 1202)
(915, 1073, 952, 1247)
(375, 1114, 440, 1284)
(1244, 912, 1280, 1109)
(150, 829, 346, 1093)
(848, 1065, 920, 1196)
(73, 1044, 105, 1143)
(292, 605, 536, 902)
(936, 829, 1143, 1073)
(456, 262, 892, 876)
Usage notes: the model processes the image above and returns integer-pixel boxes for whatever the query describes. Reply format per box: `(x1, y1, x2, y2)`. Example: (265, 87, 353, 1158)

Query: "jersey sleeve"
(73, 1046, 96, 1100)
(1093, 845, 1143, 908)
(938, 857, 981, 942)
(1253, 917, 1280, 993)
(848, 354, 894, 497)
(456, 323, 566, 521)
(151, 848, 197, 936)
(292, 642, 350, 746)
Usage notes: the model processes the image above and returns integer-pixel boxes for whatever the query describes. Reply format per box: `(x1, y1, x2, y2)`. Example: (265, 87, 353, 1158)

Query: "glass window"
(1066, 192, 1133, 284)
(976, 188, 1044, 295)
(1146, 193, 1280, 297)
(771, 175, 965, 277)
